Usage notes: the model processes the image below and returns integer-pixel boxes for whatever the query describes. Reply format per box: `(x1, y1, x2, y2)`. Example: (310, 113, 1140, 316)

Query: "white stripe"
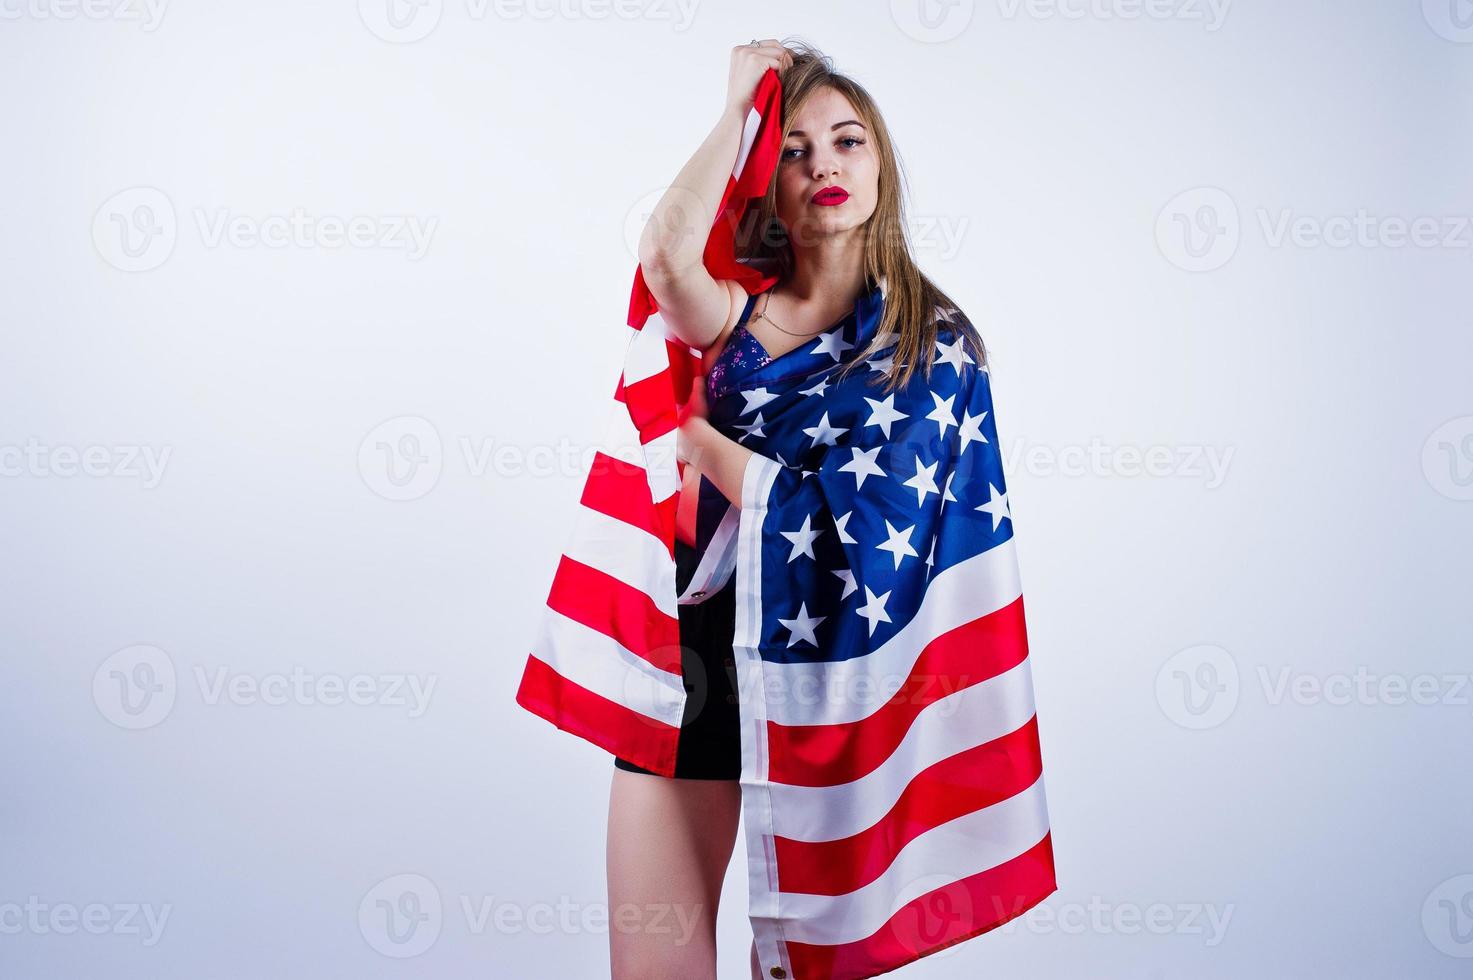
(676, 501, 738, 604)
(733, 104, 763, 179)
(562, 504, 678, 621)
(529, 610, 686, 730)
(763, 535, 1024, 727)
(622, 311, 679, 386)
(766, 658, 1039, 842)
(733, 452, 794, 980)
(776, 774, 1052, 948)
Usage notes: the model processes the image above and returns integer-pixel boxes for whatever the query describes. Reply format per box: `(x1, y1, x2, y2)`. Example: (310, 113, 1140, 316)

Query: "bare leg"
(607, 768, 741, 979)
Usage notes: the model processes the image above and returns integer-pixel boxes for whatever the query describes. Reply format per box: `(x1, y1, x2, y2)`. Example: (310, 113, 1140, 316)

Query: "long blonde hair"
(735, 39, 988, 395)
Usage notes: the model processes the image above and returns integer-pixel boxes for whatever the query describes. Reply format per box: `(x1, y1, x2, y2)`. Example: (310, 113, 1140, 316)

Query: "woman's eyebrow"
(787, 120, 866, 137)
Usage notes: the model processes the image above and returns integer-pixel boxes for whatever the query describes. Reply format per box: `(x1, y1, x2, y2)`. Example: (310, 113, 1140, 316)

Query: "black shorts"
(613, 540, 742, 780)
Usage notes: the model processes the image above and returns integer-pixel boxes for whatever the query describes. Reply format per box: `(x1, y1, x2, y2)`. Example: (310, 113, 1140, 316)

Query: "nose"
(811, 147, 840, 181)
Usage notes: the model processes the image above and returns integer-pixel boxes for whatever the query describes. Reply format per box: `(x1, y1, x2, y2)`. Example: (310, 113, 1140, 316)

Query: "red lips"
(811, 186, 849, 206)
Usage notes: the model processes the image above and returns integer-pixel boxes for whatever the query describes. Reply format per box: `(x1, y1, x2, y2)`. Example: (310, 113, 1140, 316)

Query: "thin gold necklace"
(751, 289, 836, 339)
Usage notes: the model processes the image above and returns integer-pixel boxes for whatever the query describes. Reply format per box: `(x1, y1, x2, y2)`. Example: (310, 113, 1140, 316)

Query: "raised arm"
(636, 41, 793, 351)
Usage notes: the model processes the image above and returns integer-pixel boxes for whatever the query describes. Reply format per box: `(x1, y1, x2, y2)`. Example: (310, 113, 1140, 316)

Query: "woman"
(607, 39, 1001, 980)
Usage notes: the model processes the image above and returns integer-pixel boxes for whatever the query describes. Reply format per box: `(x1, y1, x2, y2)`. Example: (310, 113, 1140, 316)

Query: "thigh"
(606, 768, 741, 979)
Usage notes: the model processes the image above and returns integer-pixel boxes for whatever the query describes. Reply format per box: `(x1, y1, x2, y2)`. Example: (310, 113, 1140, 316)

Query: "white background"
(2, 1, 1471, 977)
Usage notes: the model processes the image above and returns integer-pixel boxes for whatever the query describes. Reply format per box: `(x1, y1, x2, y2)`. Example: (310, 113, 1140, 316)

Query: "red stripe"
(579, 451, 676, 558)
(767, 596, 1029, 787)
(545, 556, 681, 675)
(515, 654, 679, 778)
(783, 831, 1057, 980)
(622, 369, 680, 443)
(773, 717, 1044, 897)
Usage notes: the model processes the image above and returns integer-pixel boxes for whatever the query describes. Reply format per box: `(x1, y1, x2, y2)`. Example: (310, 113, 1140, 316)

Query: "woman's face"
(773, 87, 878, 249)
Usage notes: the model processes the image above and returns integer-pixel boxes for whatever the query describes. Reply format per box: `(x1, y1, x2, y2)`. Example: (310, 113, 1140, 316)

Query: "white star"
(831, 567, 857, 599)
(934, 337, 976, 375)
(863, 393, 908, 439)
(834, 510, 857, 545)
(975, 483, 1011, 531)
(926, 535, 938, 569)
(855, 585, 893, 636)
(931, 305, 961, 325)
(926, 391, 958, 439)
(802, 411, 849, 448)
(739, 387, 778, 415)
(798, 377, 830, 398)
(941, 468, 959, 503)
(958, 408, 989, 453)
(902, 456, 940, 506)
(838, 445, 886, 489)
(734, 412, 767, 442)
(866, 352, 895, 376)
(876, 518, 919, 570)
(813, 330, 855, 362)
(779, 602, 825, 648)
(780, 513, 822, 562)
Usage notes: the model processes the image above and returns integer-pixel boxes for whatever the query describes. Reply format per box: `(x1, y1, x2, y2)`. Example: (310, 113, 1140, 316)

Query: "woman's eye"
(782, 147, 804, 160)
(841, 137, 865, 149)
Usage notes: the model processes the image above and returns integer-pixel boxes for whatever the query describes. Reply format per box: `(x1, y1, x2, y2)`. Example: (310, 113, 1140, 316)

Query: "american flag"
(515, 66, 1056, 980)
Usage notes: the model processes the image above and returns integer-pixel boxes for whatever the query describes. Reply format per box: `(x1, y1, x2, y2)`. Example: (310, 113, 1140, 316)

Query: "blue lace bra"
(706, 292, 773, 400)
